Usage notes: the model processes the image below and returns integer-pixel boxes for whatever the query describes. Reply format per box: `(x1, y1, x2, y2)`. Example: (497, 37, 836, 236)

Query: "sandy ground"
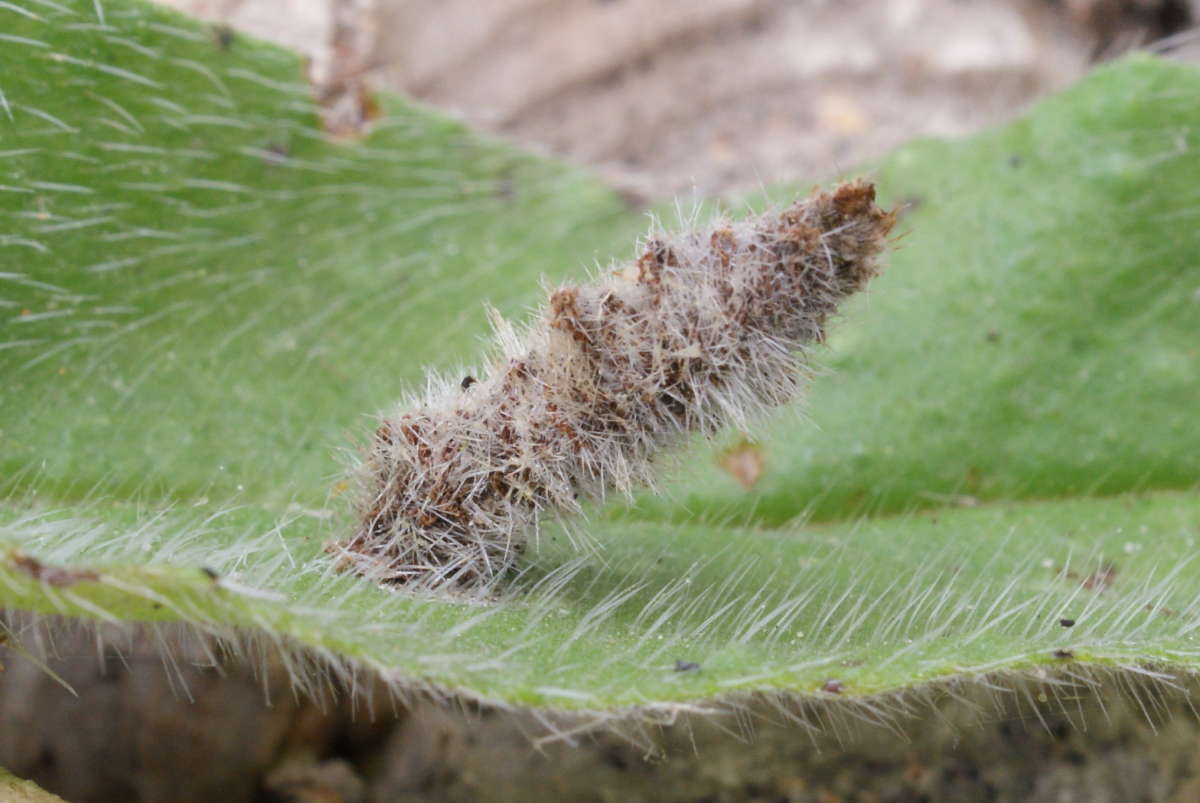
(156, 0, 1198, 197)
(6, 622, 1200, 802)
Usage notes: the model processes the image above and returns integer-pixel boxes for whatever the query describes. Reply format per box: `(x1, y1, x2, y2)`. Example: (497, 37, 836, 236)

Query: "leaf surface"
(2, 0, 1199, 711)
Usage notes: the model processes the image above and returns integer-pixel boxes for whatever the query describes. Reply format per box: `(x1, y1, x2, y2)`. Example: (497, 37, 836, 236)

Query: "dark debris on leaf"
(211, 24, 235, 50)
(11, 553, 99, 587)
(1058, 562, 1117, 592)
(673, 660, 700, 673)
(1082, 564, 1117, 591)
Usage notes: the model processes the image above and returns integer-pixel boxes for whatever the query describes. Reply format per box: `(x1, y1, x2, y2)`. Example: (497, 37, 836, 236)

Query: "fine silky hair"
(334, 180, 895, 591)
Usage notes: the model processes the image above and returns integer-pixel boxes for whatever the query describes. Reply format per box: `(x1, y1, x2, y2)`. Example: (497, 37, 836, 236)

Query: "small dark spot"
(1082, 563, 1116, 592)
(601, 745, 629, 771)
(495, 177, 515, 201)
(1064, 749, 1088, 765)
(1059, 562, 1117, 592)
(821, 679, 844, 694)
(1059, 617, 1076, 628)
(673, 660, 700, 673)
(12, 552, 99, 586)
(1156, 1, 1194, 37)
(1053, 648, 1074, 660)
(262, 142, 290, 164)
(895, 194, 925, 219)
(616, 185, 648, 210)
(212, 24, 235, 50)
(985, 329, 1001, 342)
(1008, 154, 1023, 169)
(461, 375, 477, 391)
(1146, 603, 1179, 617)
(32, 748, 56, 775)
(99, 647, 125, 681)
(201, 566, 219, 581)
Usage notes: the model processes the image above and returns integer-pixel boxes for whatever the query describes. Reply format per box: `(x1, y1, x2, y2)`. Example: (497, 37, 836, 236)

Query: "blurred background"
(158, 0, 1199, 200)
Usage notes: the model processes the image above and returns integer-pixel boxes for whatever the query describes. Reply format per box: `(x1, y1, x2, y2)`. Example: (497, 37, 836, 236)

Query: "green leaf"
(0, 767, 67, 803)
(3, 0, 1199, 717)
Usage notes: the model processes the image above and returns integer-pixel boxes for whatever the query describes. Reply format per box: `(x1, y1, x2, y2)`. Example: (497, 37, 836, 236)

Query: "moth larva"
(334, 180, 895, 591)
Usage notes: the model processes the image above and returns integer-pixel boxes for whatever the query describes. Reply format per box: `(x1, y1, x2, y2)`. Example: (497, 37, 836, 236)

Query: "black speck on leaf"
(262, 142, 290, 164)
(212, 25, 235, 50)
(673, 660, 700, 673)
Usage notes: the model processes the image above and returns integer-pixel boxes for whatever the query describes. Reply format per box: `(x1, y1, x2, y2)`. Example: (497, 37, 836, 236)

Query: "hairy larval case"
(334, 180, 895, 591)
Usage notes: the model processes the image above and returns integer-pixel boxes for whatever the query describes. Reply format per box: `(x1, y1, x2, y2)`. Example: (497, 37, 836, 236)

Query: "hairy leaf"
(2, 0, 1198, 718)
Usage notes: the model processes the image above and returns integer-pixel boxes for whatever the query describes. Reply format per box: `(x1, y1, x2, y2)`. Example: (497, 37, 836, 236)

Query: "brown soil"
(4, 623, 1200, 802)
